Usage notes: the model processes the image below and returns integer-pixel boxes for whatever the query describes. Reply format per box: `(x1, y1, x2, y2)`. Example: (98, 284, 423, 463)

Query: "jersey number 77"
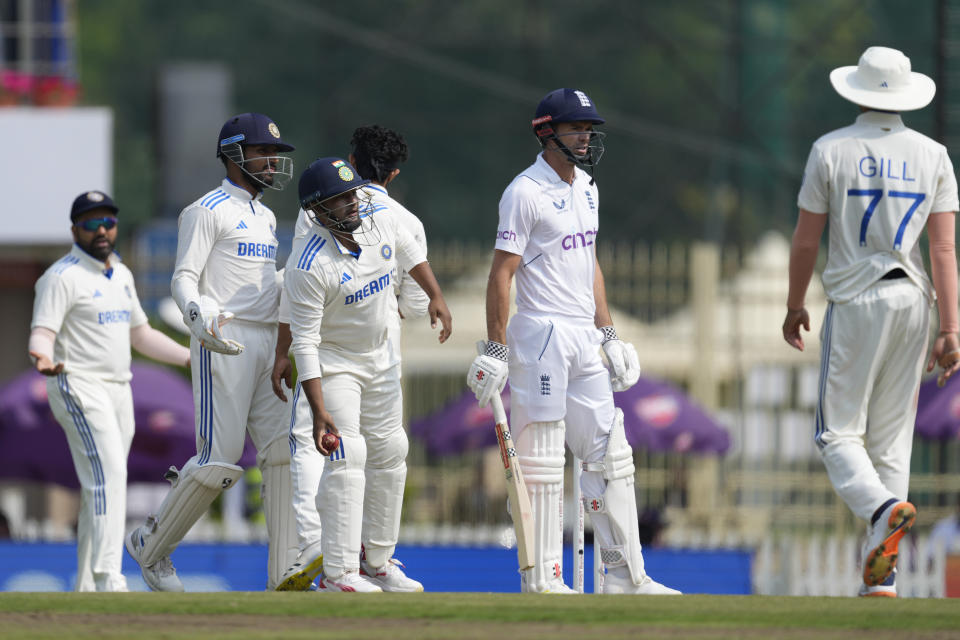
(847, 189, 926, 250)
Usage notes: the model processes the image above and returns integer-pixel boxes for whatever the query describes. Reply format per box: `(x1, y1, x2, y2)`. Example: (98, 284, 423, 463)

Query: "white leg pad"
(318, 433, 367, 578)
(516, 420, 566, 593)
(362, 430, 409, 569)
(140, 458, 243, 566)
(581, 408, 647, 584)
(259, 437, 300, 589)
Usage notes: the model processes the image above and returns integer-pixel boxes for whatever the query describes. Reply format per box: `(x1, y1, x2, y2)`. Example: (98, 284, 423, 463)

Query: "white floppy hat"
(829, 46, 936, 111)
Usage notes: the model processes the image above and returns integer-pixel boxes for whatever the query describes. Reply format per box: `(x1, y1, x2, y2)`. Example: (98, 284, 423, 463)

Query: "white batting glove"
(184, 296, 245, 356)
(600, 326, 640, 392)
(467, 340, 509, 408)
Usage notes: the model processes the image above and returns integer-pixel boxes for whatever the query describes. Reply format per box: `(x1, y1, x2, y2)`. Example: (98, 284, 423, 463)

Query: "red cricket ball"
(320, 432, 340, 452)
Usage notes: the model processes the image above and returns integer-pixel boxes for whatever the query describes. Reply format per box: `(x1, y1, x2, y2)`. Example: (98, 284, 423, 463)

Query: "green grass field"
(1, 593, 960, 639)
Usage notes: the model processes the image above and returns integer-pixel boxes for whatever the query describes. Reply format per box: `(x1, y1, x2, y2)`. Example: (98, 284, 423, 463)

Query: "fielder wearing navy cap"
(70, 190, 118, 222)
(216, 112, 295, 157)
(298, 157, 370, 208)
(217, 112, 295, 191)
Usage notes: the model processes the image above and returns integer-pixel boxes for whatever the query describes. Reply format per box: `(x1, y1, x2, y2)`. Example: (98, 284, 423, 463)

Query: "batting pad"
(318, 432, 366, 578)
(516, 420, 565, 593)
(260, 438, 299, 590)
(582, 409, 647, 584)
(140, 459, 242, 566)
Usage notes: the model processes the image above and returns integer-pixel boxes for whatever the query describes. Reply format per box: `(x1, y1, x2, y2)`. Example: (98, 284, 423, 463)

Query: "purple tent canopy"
(411, 377, 730, 456)
(0, 363, 256, 488)
(915, 373, 960, 440)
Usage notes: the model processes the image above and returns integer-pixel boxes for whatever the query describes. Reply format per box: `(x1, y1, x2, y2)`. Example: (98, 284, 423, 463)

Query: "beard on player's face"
(77, 231, 115, 261)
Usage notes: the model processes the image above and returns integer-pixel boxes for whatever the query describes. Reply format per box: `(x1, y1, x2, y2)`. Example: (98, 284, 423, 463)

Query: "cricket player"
(467, 88, 679, 595)
(285, 156, 451, 592)
(271, 125, 429, 591)
(126, 113, 299, 591)
(783, 47, 960, 597)
(30, 191, 190, 592)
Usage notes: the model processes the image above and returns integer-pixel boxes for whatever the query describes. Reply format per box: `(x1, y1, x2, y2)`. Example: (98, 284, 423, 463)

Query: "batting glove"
(467, 340, 509, 408)
(600, 326, 640, 392)
(184, 296, 245, 356)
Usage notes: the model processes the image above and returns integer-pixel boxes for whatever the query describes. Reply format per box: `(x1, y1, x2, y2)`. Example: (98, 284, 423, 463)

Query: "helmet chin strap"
(540, 127, 598, 185)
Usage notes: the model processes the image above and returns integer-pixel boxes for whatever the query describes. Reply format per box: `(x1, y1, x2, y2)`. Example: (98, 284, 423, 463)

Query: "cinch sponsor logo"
(344, 272, 391, 305)
(561, 228, 597, 250)
(98, 310, 131, 324)
(496, 229, 516, 241)
(237, 242, 277, 259)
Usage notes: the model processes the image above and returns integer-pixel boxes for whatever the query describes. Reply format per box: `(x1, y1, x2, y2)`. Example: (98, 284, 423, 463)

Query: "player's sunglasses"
(76, 216, 118, 232)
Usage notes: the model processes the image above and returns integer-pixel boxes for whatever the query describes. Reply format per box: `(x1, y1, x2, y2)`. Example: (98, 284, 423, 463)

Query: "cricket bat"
(489, 391, 536, 571)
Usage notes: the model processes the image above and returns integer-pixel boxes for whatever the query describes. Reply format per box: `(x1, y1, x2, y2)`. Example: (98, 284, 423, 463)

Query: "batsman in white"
(783, 47, 960, 598)
(29, 191, 190, 591)
(126, 113, 299, 591)
(285, 156, 451, 592)
(271, 125, 429, 591)
(468, 88, 679, 595)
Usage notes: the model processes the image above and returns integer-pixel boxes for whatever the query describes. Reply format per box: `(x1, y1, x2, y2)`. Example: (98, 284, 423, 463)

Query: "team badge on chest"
(381, 244, 393, 260)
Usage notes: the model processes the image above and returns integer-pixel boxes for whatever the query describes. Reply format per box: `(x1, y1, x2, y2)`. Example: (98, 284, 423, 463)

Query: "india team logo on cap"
(87, 191, 104, 202)
(268, 122, 281, 138)
(331, 159, 355, 181)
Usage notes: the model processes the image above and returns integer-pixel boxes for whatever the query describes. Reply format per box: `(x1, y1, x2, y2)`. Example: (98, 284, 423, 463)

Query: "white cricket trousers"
(47, 372, 134, 592)
(291, 362, 407, 577)
(816, 279, 930, 521)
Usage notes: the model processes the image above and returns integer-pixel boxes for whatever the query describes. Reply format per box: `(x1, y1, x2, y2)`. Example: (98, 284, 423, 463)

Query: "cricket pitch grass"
(2, 592, 959, 639)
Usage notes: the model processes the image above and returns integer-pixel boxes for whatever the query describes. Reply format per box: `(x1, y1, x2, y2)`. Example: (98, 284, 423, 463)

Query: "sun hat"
(829, 46, 936, 111)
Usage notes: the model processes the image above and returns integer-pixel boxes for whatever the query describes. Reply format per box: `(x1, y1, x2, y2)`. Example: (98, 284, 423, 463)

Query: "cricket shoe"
(125, 527, 183, 592)
(519, 568, 578, 594)
(275, 552, 324, 592)
(863, 500, 916, 587)
(319, 570, 382, 593)
(602, 571, 681, 595)
(859, 570, 896, 598)
(360, 556, 424, 592)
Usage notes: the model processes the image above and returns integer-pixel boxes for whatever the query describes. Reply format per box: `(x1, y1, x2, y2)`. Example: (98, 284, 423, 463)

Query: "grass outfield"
(1, 592, 960, 639)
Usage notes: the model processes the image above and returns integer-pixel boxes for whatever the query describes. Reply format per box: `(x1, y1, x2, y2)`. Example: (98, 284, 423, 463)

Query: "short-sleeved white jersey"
(171, 178, 281, 324)
(798, 111, 959, 303)
(285, 210, 426, 381)
(496, 153, 599, 320)
(32, 245, 148, 382)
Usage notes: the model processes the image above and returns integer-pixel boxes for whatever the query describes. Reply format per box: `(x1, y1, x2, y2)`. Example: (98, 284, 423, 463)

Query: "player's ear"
(383, 168, 400, 186)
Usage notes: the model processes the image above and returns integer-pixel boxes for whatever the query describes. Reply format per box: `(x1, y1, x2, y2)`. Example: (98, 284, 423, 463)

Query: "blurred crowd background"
(2, 0, 960, 595)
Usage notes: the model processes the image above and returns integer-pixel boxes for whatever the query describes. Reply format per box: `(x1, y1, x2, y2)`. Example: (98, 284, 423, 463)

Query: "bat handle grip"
(489, 390, 508, 425)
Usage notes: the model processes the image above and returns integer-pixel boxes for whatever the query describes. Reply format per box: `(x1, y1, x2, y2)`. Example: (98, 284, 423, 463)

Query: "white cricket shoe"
(125, 527, 183, 592)
(360, 557, 424, 593)
(863, 501, 916, 587)
(602, 572, 681, 595)
(275, 552, 325, 592)
(519, 568, 578, 594)
(319, 570, 383, 593)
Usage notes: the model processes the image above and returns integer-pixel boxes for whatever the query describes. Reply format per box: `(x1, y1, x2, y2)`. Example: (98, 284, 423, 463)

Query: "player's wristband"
(484, 340, 509, 361)
(599, 326, 619, 344)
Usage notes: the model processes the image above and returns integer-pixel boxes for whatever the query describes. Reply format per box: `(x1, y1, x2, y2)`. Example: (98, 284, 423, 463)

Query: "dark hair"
(350, 125, 408, 183)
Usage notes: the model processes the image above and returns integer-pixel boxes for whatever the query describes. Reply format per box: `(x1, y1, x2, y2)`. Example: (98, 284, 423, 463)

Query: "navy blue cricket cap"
(216, 112, 295, 157)
(532, 88, 605, 128)
(298, 157, 370, 207)
(70, 190, 118, 222)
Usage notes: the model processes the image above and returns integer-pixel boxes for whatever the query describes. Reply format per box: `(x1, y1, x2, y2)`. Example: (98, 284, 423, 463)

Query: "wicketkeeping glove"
(184, 295, 245, 356)
(600, 326, 640, 392)
(467, 340, 509, 408)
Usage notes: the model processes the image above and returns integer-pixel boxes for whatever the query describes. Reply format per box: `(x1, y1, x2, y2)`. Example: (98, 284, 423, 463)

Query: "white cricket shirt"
(798, 111, 959, 303)
(281, 185, 429, 322)
(171, 178, 281, 324)
(496, 153, 599, 321)
(32, 245, 148, 381)
(285, 209, 426, 381)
